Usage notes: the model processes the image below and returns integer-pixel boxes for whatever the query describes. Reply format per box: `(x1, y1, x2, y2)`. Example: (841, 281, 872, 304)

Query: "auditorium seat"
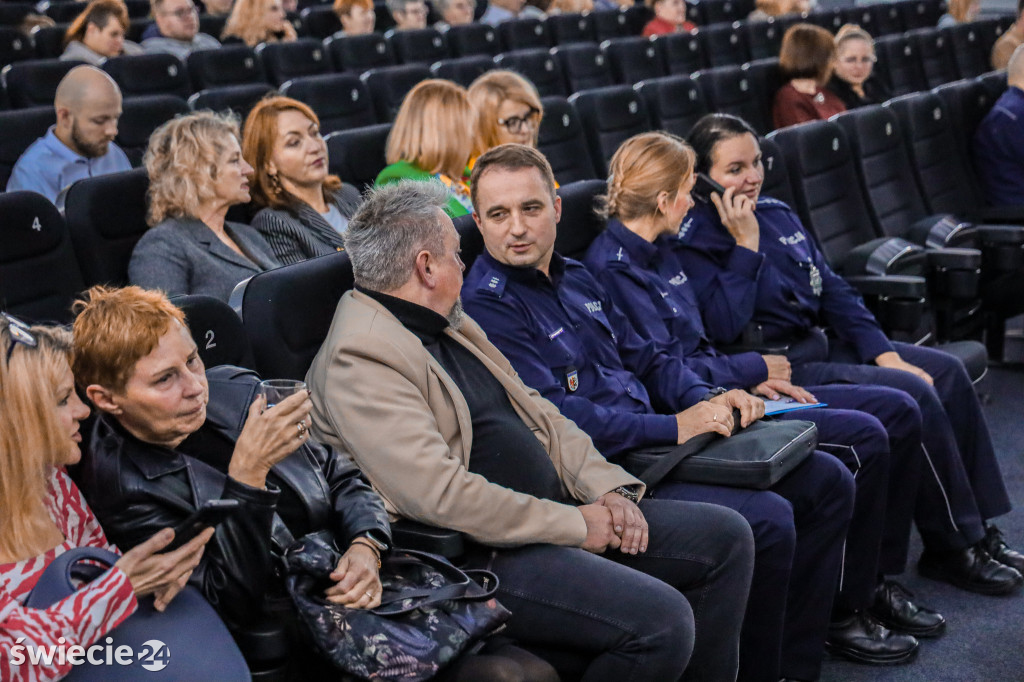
(45, 3, 88, 24)
(743, 17, 786, 61)
(592, 8, 636, 41)
(601, 36, 666, 84)
(869, 1, 905, 36)
(806, 7, 845, 33)
(280, 73, 376, 134)
(548, 12, 597, 45)
(31, 25, 66, 60)
(0, 191, 85, 324)
(324, 122, 391, 190)
(173, 294, 254, 369)
(497, 17, 551, 51)
(658, 31, 705, 75)
(2, 58, 83, 108)
(453, 212, 484, 270)
(117, 94, 190, 166)
(698, 22, 749, 68)
(300, 5, 342, 40)
(841, 6, 878, 36)
(933, 77, 996, 167)
(943, 22, 990, 80)
(0, 27, 31, 69)
(187, 45, 266, 89)
(553, 179, 607, 259)
(63, 168, 150, 287)
(907, 28, 958, 89)
(569, 84, 651, 176)
(257, 38, 331, 85)
(444, 22, 501, 57)
(124, 0, 151, 19)
(976, 69, 1007, 103)
(360, 63, 431, 121)
(493, 48, 567, 96)
(635, 73, 709, 138)
(103, 53, 192, 99)
(757, 136, 797, 207)
(127, 18, 153, 43)
(198, 13, 228, 38)
(972, 17, 1005, 59)
(873, 33, 928, 96)
(386, 27, 449, 65)
(899, 0, 943, 31)
(0, 106, 55, 188)
(0, 4, 34, 29)
(536, 95, 599, 184)
(693, 63, 772, 135)
(187, 83, 274, 120)
(429, 54, 494, 87)
(553, 42, 614, 93)
(325, 32, 396, 72)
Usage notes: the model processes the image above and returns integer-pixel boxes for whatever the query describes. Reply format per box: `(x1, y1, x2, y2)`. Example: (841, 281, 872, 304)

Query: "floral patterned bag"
(283, 533, 511, 681)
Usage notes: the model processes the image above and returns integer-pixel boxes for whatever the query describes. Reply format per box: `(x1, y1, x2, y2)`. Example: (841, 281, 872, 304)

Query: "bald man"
(7, 65, 131, 210)
(974, 44, 1024, 206)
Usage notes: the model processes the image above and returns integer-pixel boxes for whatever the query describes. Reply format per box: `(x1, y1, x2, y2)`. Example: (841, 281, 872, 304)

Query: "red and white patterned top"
(0, 469, 136, 682)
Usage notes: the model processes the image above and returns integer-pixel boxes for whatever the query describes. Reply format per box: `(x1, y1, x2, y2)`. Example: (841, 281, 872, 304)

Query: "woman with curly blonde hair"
(129, 111, 279, 301)
(221, 0, 296, 46)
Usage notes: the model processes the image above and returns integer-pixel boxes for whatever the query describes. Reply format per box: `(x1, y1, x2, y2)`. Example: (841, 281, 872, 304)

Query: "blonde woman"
(468, 70, 544, 151)
(0, 318, 212, 682)
(129, 111, 280, 301)
(61, 0, 142, 64)
(827, 24, 891, 110)
(375, 79, 476, 216)
(222, 0, 297, 46)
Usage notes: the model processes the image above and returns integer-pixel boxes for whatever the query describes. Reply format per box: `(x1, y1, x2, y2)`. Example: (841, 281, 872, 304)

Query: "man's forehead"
(478, 165, 551, 202)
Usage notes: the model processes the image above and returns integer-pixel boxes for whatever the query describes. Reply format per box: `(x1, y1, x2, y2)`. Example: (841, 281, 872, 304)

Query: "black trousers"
(464, 499, 754, 682)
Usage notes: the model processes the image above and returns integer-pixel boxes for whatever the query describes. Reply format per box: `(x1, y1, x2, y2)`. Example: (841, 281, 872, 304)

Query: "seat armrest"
(845, 274, 928, 298)
(969, 205, 1024, 225)
(925, 247, 982, 270)
(391, 519, 465, 558)
(978, 224, 1024, 245)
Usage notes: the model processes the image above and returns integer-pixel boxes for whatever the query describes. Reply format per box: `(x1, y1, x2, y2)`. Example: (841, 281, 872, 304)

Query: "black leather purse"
(624, 414, 818, 490)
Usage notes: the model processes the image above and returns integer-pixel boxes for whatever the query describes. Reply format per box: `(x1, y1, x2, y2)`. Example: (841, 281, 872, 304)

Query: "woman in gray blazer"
(129, 111, 280, 302)
(243, 96, 363, 266)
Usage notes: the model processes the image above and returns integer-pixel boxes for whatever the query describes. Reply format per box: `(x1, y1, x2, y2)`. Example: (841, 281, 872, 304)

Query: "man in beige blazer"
(307, 180, 754, 682)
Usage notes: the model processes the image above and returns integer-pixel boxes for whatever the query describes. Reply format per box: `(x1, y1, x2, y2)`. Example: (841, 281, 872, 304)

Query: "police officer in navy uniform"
(460, 143, 918, 682)
(677, 113, 1024, 597)
(583, 131, 949, 659)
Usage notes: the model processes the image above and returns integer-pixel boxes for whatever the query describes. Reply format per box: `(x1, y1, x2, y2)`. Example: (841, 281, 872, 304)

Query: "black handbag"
(25, 546, 250, 681)
(282, 532, 511, 682)
(624, 415, 818, 490)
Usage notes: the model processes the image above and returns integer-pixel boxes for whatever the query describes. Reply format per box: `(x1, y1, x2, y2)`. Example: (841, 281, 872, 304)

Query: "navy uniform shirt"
(462, 250, 712, 458)
(676, 198, 893, 364)
(973, 86, 1024, 207)
(583, 218, 768, 389)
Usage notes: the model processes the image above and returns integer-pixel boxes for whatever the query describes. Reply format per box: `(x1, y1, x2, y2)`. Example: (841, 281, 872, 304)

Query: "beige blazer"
(307, 290, 643, 548)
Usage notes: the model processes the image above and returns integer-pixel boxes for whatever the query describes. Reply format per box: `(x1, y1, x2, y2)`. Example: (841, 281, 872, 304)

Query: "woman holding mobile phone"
(0, 317, 212, 682)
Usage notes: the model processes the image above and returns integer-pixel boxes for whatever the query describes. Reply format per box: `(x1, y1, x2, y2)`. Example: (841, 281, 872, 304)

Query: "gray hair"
(433, 0, 475, 11)
(344, 179, 451, 293)
(384, 0, 420, 14)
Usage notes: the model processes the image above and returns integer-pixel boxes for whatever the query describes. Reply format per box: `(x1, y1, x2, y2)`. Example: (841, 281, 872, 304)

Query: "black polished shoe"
(918, 546, 1023, 595)
(825, 612, 919, 665)
(981, 524, 1024, 575)
(870, 580, 946, 638)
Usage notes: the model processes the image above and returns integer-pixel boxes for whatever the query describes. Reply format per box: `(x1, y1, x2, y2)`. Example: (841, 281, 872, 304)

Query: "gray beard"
(446, 297, 465, 330)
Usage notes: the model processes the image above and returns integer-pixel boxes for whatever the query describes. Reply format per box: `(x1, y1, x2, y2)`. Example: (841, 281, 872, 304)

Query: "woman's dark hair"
(778, 22, 837, 83)
(688, 113, 759, 174)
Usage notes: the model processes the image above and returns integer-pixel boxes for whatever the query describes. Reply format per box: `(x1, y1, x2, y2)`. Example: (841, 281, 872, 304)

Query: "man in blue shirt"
(461, 144, 917, 681)
(7, 65, 131, 211)
(974, 44, 1024, 206)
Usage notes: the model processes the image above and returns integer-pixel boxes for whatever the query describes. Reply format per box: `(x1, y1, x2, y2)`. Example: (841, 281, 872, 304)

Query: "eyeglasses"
(162, 4, 198, 19)
(497, 108, 540, 134)
(839, 56, 876, 65)
(3, 313, 37, 366)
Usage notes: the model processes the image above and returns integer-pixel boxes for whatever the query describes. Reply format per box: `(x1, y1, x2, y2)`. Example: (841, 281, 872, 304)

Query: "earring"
(268, 173, 283, 194)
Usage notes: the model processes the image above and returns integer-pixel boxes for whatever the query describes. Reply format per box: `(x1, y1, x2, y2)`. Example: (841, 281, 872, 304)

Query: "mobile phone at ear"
(693, 172, 727, 201)
(162, 499, 241, 552)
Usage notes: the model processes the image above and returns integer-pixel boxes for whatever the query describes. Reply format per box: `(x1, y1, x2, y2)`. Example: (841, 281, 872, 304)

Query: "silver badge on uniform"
(808, 261, 823, 296)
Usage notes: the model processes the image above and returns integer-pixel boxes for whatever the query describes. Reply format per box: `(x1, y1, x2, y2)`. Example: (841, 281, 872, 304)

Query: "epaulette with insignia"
(476, 270, 506, 298)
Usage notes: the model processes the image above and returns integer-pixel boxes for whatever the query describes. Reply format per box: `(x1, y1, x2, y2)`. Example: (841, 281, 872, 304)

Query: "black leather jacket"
(76, 366, 391, 629)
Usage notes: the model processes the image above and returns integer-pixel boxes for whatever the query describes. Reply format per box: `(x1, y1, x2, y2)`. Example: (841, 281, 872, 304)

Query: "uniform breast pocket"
(540, 329, 579, 370)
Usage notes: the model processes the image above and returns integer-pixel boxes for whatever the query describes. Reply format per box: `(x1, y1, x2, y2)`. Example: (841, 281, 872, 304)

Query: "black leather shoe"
(825, 612, 919, 665)
(918, 546, 1023, 595)
(870, 580, 946, 638)
(981, 524, 1024, 575)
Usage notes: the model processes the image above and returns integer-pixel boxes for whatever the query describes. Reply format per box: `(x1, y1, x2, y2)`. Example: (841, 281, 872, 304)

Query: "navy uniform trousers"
(793, 340, 1012, 551)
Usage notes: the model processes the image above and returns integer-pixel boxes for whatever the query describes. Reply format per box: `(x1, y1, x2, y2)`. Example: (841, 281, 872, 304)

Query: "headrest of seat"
(63, 168, 150, 240)
(555, 179, 608, 259)
(787, 120, 849, 178)
(573, 86, 647, 129)
(0, 191, 65, 263)
(841, 106, 903, 158)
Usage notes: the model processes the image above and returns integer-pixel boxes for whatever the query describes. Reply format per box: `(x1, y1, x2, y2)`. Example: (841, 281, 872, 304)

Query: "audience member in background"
(7, 65, 131, 211)
(306, 178, 755, 682)
(0, 317, 212, 682)
(468, 70, 543, 155)
(434, 0, 476, 28)
(141, 0, 221, 59)
(61, 0, 142, 65)
(938, 0, 979, 27)
(992, 0, 1024, 69)
(201, 0, 235, 16)
(479, 0, 527, 25)
(773, 23, 846, 129)
(827, 24, 890, 109)
(130, 111, 279, 301)
(222, 0, 296, 46)
(974, 44, 1024, 206)
(593, 0, 632, 11)
(747, 0, 809, 22)
(376, 79, 476, 217)
(385, 0, 428, 30)
(281, 0, 298, 13)
(244, 96, 362, 265)
(548, 0, 593, 14)
(332, 0, 376, 36)
(642, 0, 695, 37)
(679, 113, 1024, 597)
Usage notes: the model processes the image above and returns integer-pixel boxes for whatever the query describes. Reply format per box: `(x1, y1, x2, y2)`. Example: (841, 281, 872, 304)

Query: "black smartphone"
(693, 172, 727, 202)
(163, 499, 240, 552)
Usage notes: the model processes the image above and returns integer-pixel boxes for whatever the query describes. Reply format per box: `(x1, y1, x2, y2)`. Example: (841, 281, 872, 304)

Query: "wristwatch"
(358, 533, 389, 554)
(701, 387, 729, 402)
(612, 485, 641, 503)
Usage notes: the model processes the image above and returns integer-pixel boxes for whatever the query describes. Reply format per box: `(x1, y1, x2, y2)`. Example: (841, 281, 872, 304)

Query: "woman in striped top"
(0, 317, 212, 682)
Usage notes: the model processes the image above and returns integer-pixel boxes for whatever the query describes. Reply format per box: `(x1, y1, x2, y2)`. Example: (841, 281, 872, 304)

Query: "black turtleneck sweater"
(360, 287, 569, 504)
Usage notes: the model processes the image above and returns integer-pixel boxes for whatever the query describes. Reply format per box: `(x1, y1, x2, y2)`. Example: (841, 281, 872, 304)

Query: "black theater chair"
(943, 21, 992, 79)
(324, 32, 396, 72)
(536, 96, 599, 184)
(697, 21, 749, 69)
(360, 63, 431, 121)
(907, 27, 959, 89)
(635, 73, 709, 138)
(553, 42, 614, 93)
(429, 54, 494, 87)
(553, 179, 608, 259)
(601, 35, 666, 84)
(324, 123, 391, 190)
(806, 7, 845, 33)
(592, 8, 636, 41)
(693, 63, 772, 134)
(497, 17, 551, 51)
(103, 53, 192, 99)
(0, 106, 55, 188)
(658, 31, 705, 75)
(187, 45, 267, 89)
(280, 73, 377, 134)
(743, 17, 786, 61)
(873, 33, 928, 96)
(188, 83, 275, 120)
(570, 84, 652, 176)
(869, 1, 905, 36)
(0, 26, 32, 68)
(899, 0, 943, 30)
(444, 22, 501, 57)
(257, 38, 331, 85)
(2, 58, 82, 108)
(386, 26, 450, 65)
(493, 48, 568, 96)
(172, 294, 255, 369)
(117, 95, 190, 166)
(548, 12, 597, 45)
(299, 5, 342, 39)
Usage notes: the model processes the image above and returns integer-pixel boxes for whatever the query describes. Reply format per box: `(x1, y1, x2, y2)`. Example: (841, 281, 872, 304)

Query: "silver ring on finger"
(297, 422, 307, 438)
(365, 591, 374, 600)
(713, 413, 718, 422)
